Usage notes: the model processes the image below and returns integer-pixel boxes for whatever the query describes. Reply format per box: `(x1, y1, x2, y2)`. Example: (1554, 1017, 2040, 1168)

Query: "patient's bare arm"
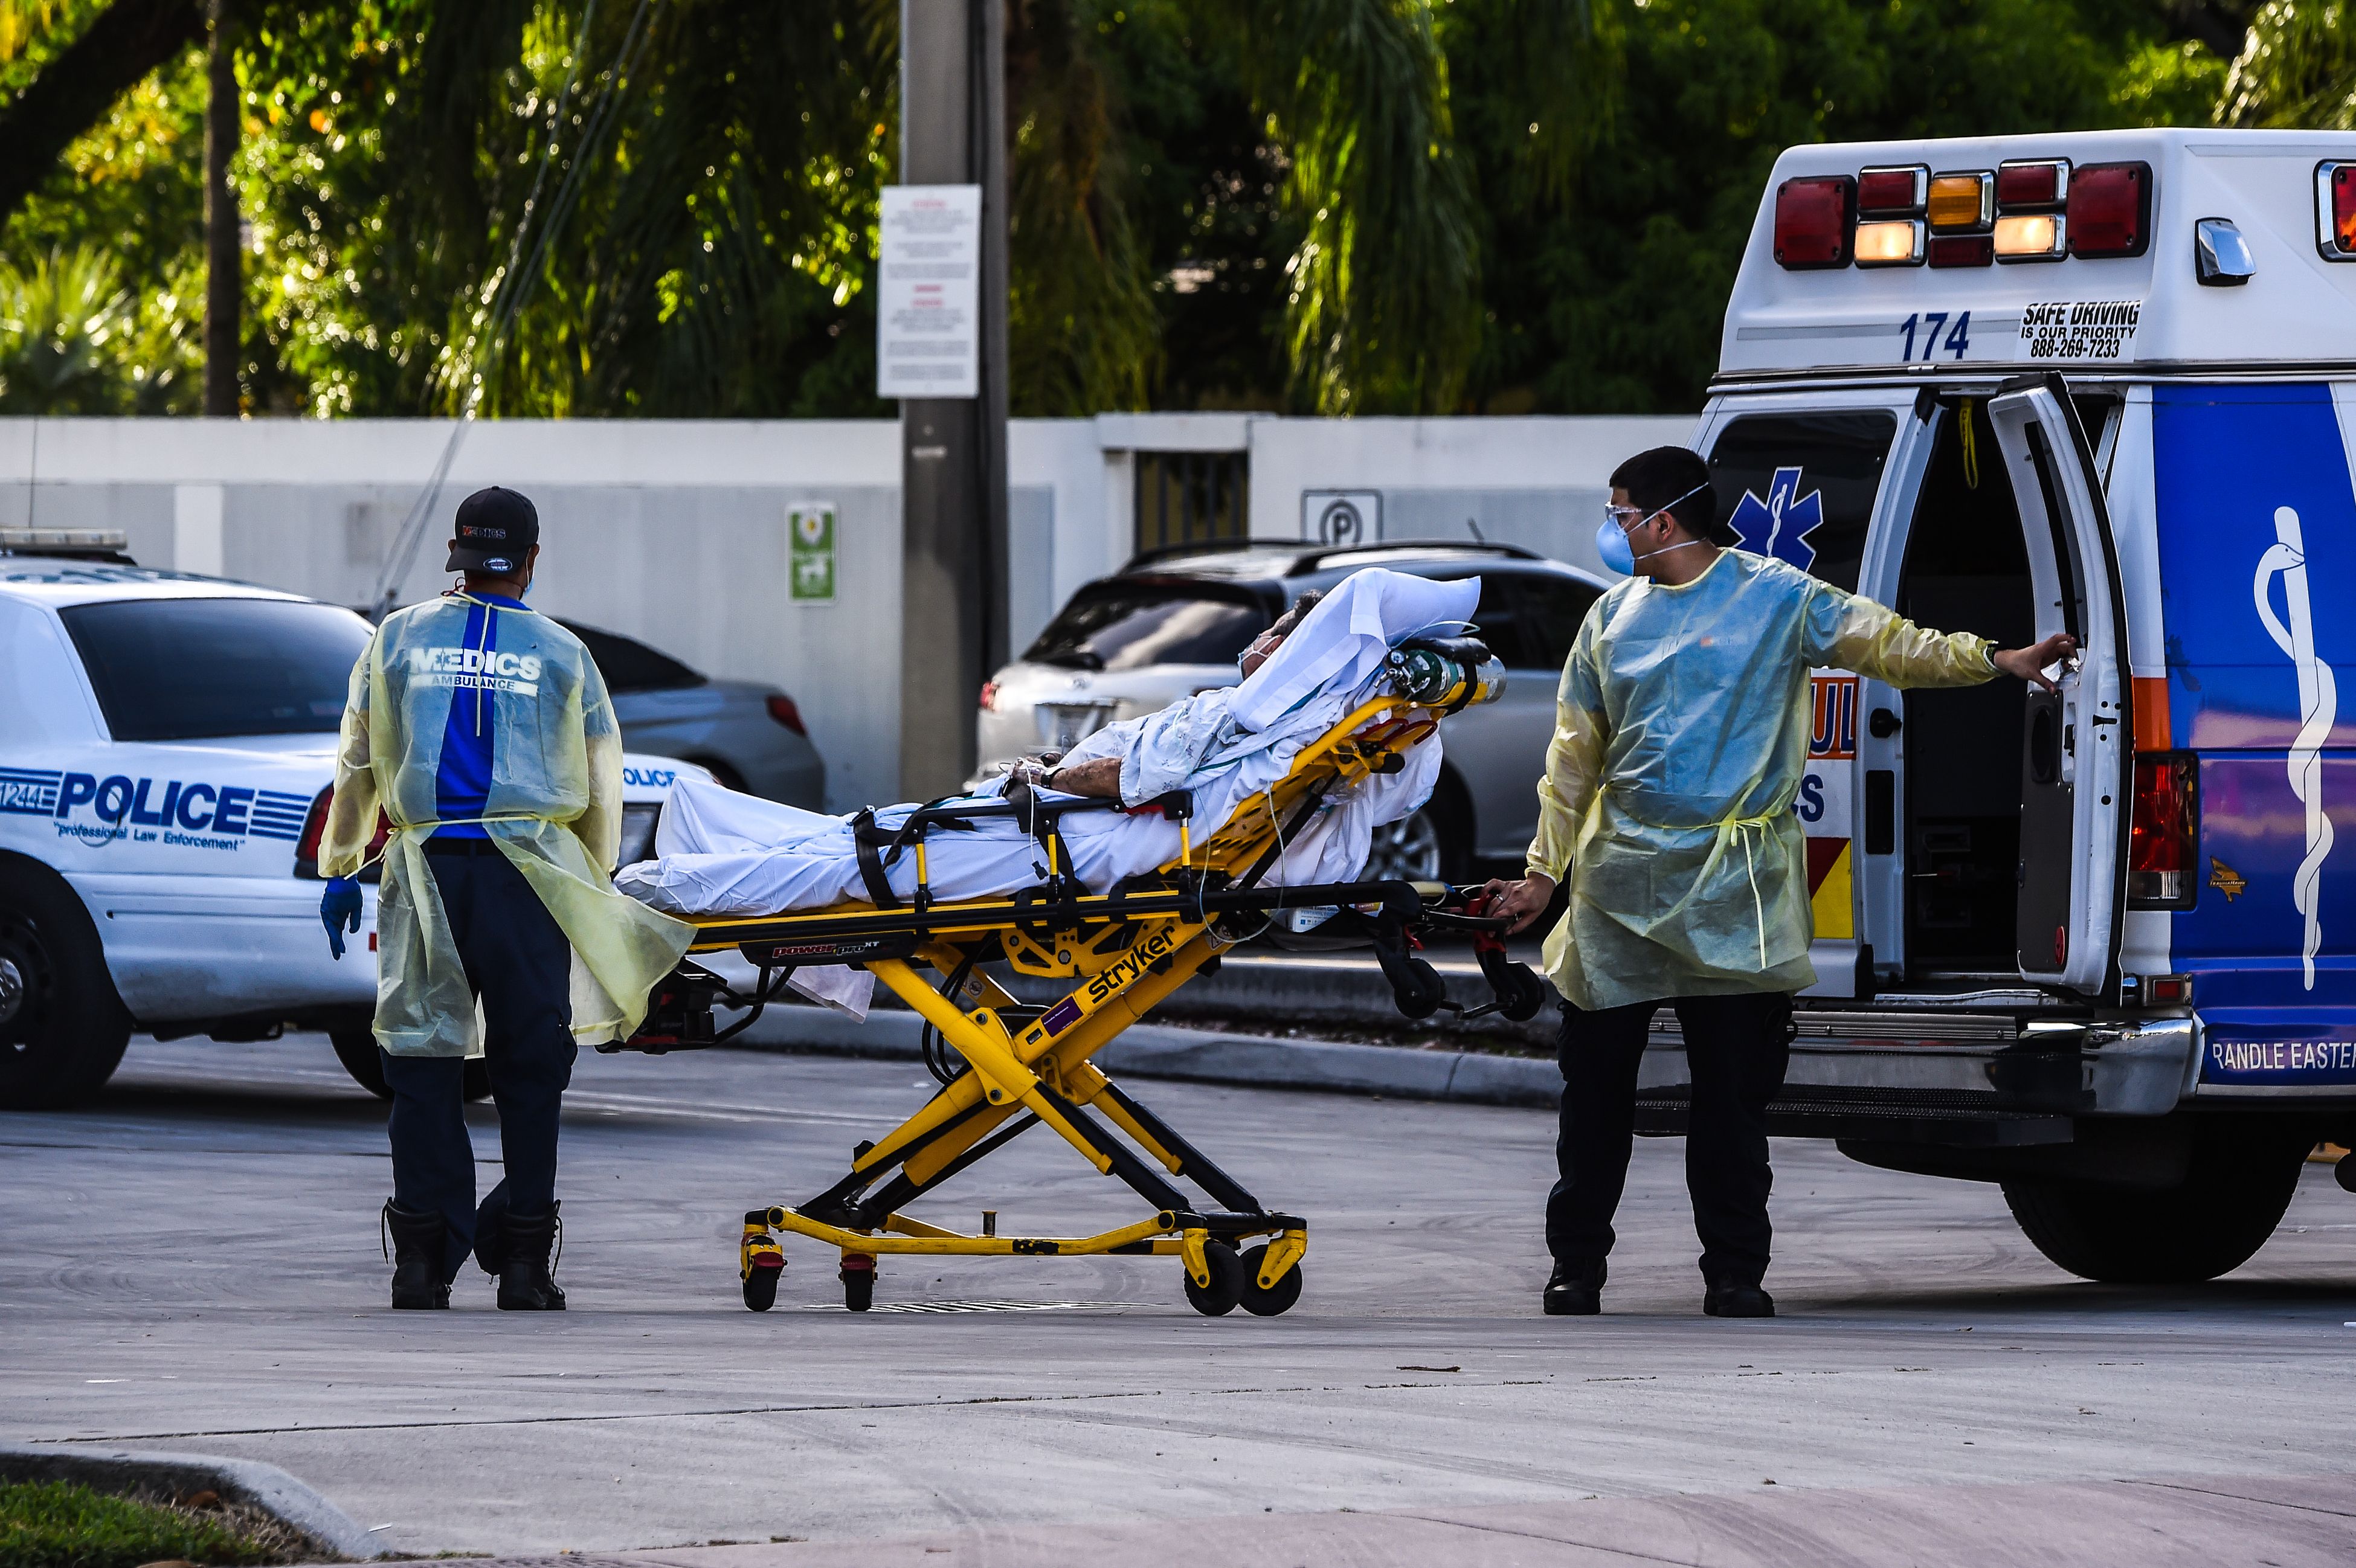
(1044, 756, 1122, 798)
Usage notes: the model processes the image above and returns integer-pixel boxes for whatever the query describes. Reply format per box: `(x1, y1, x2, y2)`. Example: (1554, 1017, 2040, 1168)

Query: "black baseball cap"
(445, 486, 539, 573)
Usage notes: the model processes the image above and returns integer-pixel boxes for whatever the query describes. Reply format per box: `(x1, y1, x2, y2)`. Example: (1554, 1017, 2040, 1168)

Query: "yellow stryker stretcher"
(608, 635, 1551, 1316)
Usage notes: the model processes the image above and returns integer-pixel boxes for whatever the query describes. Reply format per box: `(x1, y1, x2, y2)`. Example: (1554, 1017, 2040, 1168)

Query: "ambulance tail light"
(1774, 175, 1855, 268)
(1995, 213, 2066, 263)
(2067, 162, 2151, 259)
(1855, 219, 1925, 267)
(2314, 161, 2356, 259)
(1997, 159, 2069, 209)
(2127, 751, 2198, 908)
(1856, 165, 1927, 214)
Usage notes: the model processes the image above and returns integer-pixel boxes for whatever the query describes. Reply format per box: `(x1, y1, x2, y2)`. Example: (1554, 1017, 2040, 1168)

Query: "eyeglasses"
(1603, 503, 1652, 529)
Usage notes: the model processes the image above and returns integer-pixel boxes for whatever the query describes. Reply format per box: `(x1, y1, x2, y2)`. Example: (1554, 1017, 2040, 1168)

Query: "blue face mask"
(1595, 482, 1714, 577)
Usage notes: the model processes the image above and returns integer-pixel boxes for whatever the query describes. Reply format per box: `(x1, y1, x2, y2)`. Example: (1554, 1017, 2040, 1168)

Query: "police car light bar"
(2316, 161, 2356, 260)
(1772, 156, 2151, 269)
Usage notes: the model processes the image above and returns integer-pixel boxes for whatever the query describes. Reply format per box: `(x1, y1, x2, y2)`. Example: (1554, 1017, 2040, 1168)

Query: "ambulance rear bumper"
(1632, 1012, 2197, 1140)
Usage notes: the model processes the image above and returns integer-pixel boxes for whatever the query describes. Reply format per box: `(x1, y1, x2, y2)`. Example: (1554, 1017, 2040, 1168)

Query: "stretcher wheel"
(1183, 1241, 1247, 1317)
(1389, 957, 1449, 1021)
(742, 1258, 784, 1313)
(841, 1257, 876, 1313)
(1236, 1244, 1303, 1317)
(1493, 962, 1550, 1023)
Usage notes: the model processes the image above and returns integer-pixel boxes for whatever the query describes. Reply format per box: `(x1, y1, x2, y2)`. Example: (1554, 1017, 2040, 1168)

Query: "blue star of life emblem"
(1728, 466, 1824, 571)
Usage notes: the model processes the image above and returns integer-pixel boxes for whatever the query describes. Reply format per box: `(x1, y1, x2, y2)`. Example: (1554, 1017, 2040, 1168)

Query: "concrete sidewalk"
(346, 1471, 2356, 1567)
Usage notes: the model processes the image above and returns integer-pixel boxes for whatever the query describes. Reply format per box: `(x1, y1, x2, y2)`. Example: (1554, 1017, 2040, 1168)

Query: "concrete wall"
(0, 411, 1693, 810)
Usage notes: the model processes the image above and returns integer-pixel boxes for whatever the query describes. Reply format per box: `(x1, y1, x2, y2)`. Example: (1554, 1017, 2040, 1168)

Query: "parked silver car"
(976, 542, 1606, 881)
(558, 620, 826, 808)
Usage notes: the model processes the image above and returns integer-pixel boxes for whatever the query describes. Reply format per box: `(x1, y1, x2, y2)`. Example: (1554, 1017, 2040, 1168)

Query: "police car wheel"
(329, 1029, 493, 1103)
(2001, 1132, 2307, 1284)
(0, 861, 132, 1110)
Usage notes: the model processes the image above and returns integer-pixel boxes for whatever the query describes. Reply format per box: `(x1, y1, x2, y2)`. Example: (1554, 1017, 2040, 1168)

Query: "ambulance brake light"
(1857, 165, 1926, 214)
(2316, 161, 2356, 260)
(1996, 159, 2068, 208)
(1855, 219, 1925, 267)
(2067, 162, 2151, 258)
(1774, 176, 1854, 268)
(1995, 213, 2065, 262)
(2127, 752, 2198, 908)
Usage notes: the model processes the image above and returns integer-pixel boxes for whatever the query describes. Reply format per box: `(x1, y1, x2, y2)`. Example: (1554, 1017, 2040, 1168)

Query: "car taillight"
(2067, 162, 2150, 259)
(294, 786, 389, 879)
(295, 787, 332, 872)
(1774, 175, 1854, 268)
(765, 694, 806, 735)
(2316, 161, 2356, 259)
(2128, 752, 2198, 907)
(978, 679, 1000, 713)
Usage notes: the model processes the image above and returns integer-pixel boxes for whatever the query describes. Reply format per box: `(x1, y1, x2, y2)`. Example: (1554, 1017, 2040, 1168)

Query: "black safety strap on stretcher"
(848, 796, 982, 910)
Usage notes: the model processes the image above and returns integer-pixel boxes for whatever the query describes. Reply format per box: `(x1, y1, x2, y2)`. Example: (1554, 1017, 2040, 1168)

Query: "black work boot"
(382, 1200, 451, 1310)
(496, 1203, 566, 1311)
(1702, 1278, 1775, 1318)
(1542, 1257, 1606, 1316)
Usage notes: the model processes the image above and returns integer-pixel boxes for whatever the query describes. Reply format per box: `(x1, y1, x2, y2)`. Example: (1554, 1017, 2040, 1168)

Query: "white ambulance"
(1655, 128, 2356, 1282)
(0, 539, 698, 1108)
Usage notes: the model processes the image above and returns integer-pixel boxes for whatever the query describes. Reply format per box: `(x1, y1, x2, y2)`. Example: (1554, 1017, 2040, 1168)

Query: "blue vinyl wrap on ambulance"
(2155, 383, 2356, 1087)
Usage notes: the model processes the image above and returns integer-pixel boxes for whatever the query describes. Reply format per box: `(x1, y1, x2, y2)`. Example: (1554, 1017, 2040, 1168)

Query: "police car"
(0, 536, 700, 1109)
(1650, 128, 2356, 1283)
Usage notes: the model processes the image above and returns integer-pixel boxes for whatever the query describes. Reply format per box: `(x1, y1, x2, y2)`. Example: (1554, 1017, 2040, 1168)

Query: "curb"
(0, 1442, 385, 1560)
(727, 1005, 1563, 1109)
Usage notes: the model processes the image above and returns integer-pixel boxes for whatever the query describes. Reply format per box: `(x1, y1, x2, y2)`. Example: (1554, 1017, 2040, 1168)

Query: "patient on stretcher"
(613, 568, 1479, 923)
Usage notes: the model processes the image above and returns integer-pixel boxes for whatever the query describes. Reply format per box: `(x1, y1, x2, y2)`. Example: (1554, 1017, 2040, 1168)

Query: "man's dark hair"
(1270, 588, 1325, 637)
(1609, 446, 1731, 544)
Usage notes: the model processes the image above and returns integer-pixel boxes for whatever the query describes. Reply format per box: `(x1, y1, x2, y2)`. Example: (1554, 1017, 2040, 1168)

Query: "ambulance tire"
(2001, 1134, 2306, 1284)
(330, 1027, 493, 1104)
(0, 859, 132, 1110)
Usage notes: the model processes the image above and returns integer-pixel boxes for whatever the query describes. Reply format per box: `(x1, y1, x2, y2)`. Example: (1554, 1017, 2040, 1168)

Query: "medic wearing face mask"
(1482, 446, 2075, 1321)
(317, 486, 692, 1314)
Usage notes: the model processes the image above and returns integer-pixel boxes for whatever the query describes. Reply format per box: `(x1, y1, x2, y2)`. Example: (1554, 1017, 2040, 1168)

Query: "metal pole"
(897, 0, 1009, 799)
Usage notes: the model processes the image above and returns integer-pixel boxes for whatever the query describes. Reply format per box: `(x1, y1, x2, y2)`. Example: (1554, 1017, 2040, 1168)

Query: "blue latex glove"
(321, 875, 363, 960)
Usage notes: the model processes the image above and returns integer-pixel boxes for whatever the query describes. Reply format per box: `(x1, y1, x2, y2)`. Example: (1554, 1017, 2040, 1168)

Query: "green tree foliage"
(0, 0, 2336, 419)
(2221, 0, 2356, 125)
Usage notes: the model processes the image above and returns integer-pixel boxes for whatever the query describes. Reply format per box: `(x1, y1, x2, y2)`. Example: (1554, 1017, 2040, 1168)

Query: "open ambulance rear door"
(1985, 376, 2129, 994)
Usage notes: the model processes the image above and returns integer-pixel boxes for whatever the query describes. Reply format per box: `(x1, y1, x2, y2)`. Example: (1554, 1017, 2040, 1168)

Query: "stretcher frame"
(631, 652, 1545, 1316)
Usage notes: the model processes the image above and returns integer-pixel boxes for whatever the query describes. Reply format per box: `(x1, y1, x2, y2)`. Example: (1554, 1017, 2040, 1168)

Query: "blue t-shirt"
(431, 593, 529, 838)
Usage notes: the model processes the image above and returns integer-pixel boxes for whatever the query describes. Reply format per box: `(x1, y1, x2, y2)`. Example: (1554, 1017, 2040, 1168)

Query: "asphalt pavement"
(4, 1035, 2352, 1561)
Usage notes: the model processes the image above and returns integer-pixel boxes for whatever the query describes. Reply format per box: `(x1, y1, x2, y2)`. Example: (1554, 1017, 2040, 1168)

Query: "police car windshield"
(1025, 584, 1268, 671)
(60, 597, 369, 742)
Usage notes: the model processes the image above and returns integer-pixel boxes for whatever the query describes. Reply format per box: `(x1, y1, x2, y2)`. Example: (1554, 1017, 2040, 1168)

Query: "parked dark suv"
(976, 541, 1607, 880)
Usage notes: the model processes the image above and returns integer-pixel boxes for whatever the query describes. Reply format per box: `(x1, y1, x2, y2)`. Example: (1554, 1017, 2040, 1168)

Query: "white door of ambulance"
(1691, 391, 1942, 997)
(1984, 382, 2128, 994)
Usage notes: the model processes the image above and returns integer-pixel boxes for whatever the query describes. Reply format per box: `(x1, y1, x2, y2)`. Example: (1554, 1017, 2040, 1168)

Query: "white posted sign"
(876, 184, 981, 399)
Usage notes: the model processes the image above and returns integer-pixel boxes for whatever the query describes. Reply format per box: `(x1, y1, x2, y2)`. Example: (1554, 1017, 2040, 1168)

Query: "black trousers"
(381, 846, 576, 1282)
(1545, 991, 1794, 1286)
